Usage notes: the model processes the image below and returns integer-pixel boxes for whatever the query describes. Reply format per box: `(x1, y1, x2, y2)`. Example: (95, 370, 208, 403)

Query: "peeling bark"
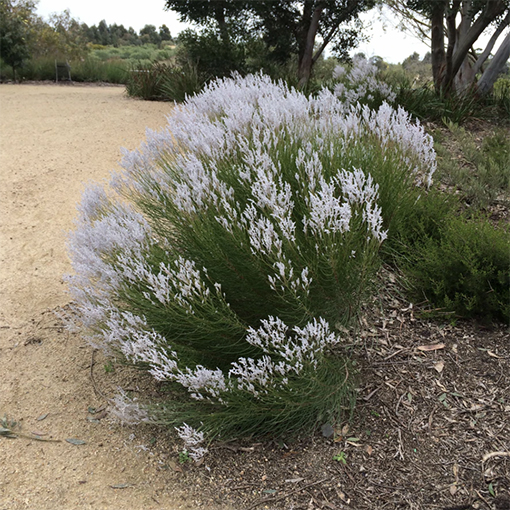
(478, 31, 510, 94)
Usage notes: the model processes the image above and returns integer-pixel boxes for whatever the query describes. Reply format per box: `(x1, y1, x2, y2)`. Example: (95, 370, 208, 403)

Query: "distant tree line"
(83, 20, 174, 47)
(0, 0, 175, 79)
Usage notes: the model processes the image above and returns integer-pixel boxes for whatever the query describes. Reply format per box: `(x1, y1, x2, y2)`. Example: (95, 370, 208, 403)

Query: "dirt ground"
(1, 83, 509, 510)
(0, 83, 227, 510)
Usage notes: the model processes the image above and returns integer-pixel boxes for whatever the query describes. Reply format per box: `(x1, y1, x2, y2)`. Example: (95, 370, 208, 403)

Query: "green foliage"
(32, 9, 89, 61)
(435, 124, 510, 210)
(381, 116, 510, 324)
(393, 84, 481, 124)
(83, 20, 174, 48)
(0, 0, 35, 78)
(165, 0, 375, 83)
(0, 55, 129, 82)
(125, 61, 172, 100)
(403, 214, 509, 323)
(90, 43, 176, 64)
(490, 76, 510, 118)
(176, 28, 249, 79)
(383, 189, 456, 266)
(159, 61, 208, 102)
(178, 450, 190, 463)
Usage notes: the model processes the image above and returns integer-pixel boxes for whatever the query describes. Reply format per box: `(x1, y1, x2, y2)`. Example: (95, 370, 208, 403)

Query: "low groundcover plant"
(67, 74, 435, 459)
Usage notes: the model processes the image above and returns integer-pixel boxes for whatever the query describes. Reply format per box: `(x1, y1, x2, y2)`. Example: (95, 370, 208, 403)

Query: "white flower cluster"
(175, 423, 208, 461)
(229, 316, 340, 396)
(175, 366, 227, 401)
(333, 55, 396, 106)
(267, 260, 311, 296)
(110, 389, 151, 425)
(102, 310, 179, 381)
(117, 255, 217, 316)
(360, 102, 436, 186)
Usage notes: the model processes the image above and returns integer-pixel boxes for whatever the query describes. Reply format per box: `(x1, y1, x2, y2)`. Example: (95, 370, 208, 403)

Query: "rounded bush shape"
(67, 74, 435, 446)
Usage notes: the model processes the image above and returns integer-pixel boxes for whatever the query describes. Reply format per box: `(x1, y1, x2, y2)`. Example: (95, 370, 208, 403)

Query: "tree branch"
(312, 0, 366, 64)
(478, 30, 510, 93)
(472, 9, 510, 75)
(452, 0, 508, 80)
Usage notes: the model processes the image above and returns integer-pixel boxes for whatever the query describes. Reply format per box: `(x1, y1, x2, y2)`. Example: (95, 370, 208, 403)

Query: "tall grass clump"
(125, 61, 171, 100)
(67, 74, 436, 456)
(125, 60, 208, 101)
(70, 58, 129, 83)
(159, 61, 208, 102)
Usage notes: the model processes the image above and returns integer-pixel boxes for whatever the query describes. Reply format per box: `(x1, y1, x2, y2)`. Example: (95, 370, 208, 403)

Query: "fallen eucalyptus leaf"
(66, 438, 87, 445)
(418, 343, 445, 351)
(433, 361, 445, 373)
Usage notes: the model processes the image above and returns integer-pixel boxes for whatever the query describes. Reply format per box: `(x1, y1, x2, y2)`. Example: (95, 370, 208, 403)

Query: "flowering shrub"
(67, 74, 435, 455)
(333, 55, 396, 107)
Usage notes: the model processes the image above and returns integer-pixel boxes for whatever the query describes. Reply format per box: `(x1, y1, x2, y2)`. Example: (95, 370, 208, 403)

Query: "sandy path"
(0, 84, 227, 510)
(0, 84, 175, 326)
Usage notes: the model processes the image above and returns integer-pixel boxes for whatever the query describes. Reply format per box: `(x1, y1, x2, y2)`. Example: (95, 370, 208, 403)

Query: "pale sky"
(36, 0, 433, 64)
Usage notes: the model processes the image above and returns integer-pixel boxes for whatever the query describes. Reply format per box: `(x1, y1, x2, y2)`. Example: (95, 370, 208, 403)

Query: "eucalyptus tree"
(385, 0, 510, 94)
(165, 0, 376, 86)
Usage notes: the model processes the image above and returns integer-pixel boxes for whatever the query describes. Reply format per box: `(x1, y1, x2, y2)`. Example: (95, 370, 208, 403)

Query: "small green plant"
(0, 415, 19, 438)
(104, 361, 115, 373)
(178, 450, 190, 464)
(1, 415, 60, 442)
(333, 451, 347, 464)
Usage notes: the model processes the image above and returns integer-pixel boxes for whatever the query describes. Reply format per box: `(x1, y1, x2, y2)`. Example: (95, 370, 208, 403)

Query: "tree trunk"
(477, 31, 510, 94)
(430, 2, 446, 92)
(444, 1, 461, 88)
(214, 4, 229, 45)
(453, 1, 473, 92)
(297, 3, 324, 88)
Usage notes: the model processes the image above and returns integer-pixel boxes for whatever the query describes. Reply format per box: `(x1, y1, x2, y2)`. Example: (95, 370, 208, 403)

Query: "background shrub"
(402, 215, 509, 322)
(434, 124, 510, 211)
(125, 61, 172, 100)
